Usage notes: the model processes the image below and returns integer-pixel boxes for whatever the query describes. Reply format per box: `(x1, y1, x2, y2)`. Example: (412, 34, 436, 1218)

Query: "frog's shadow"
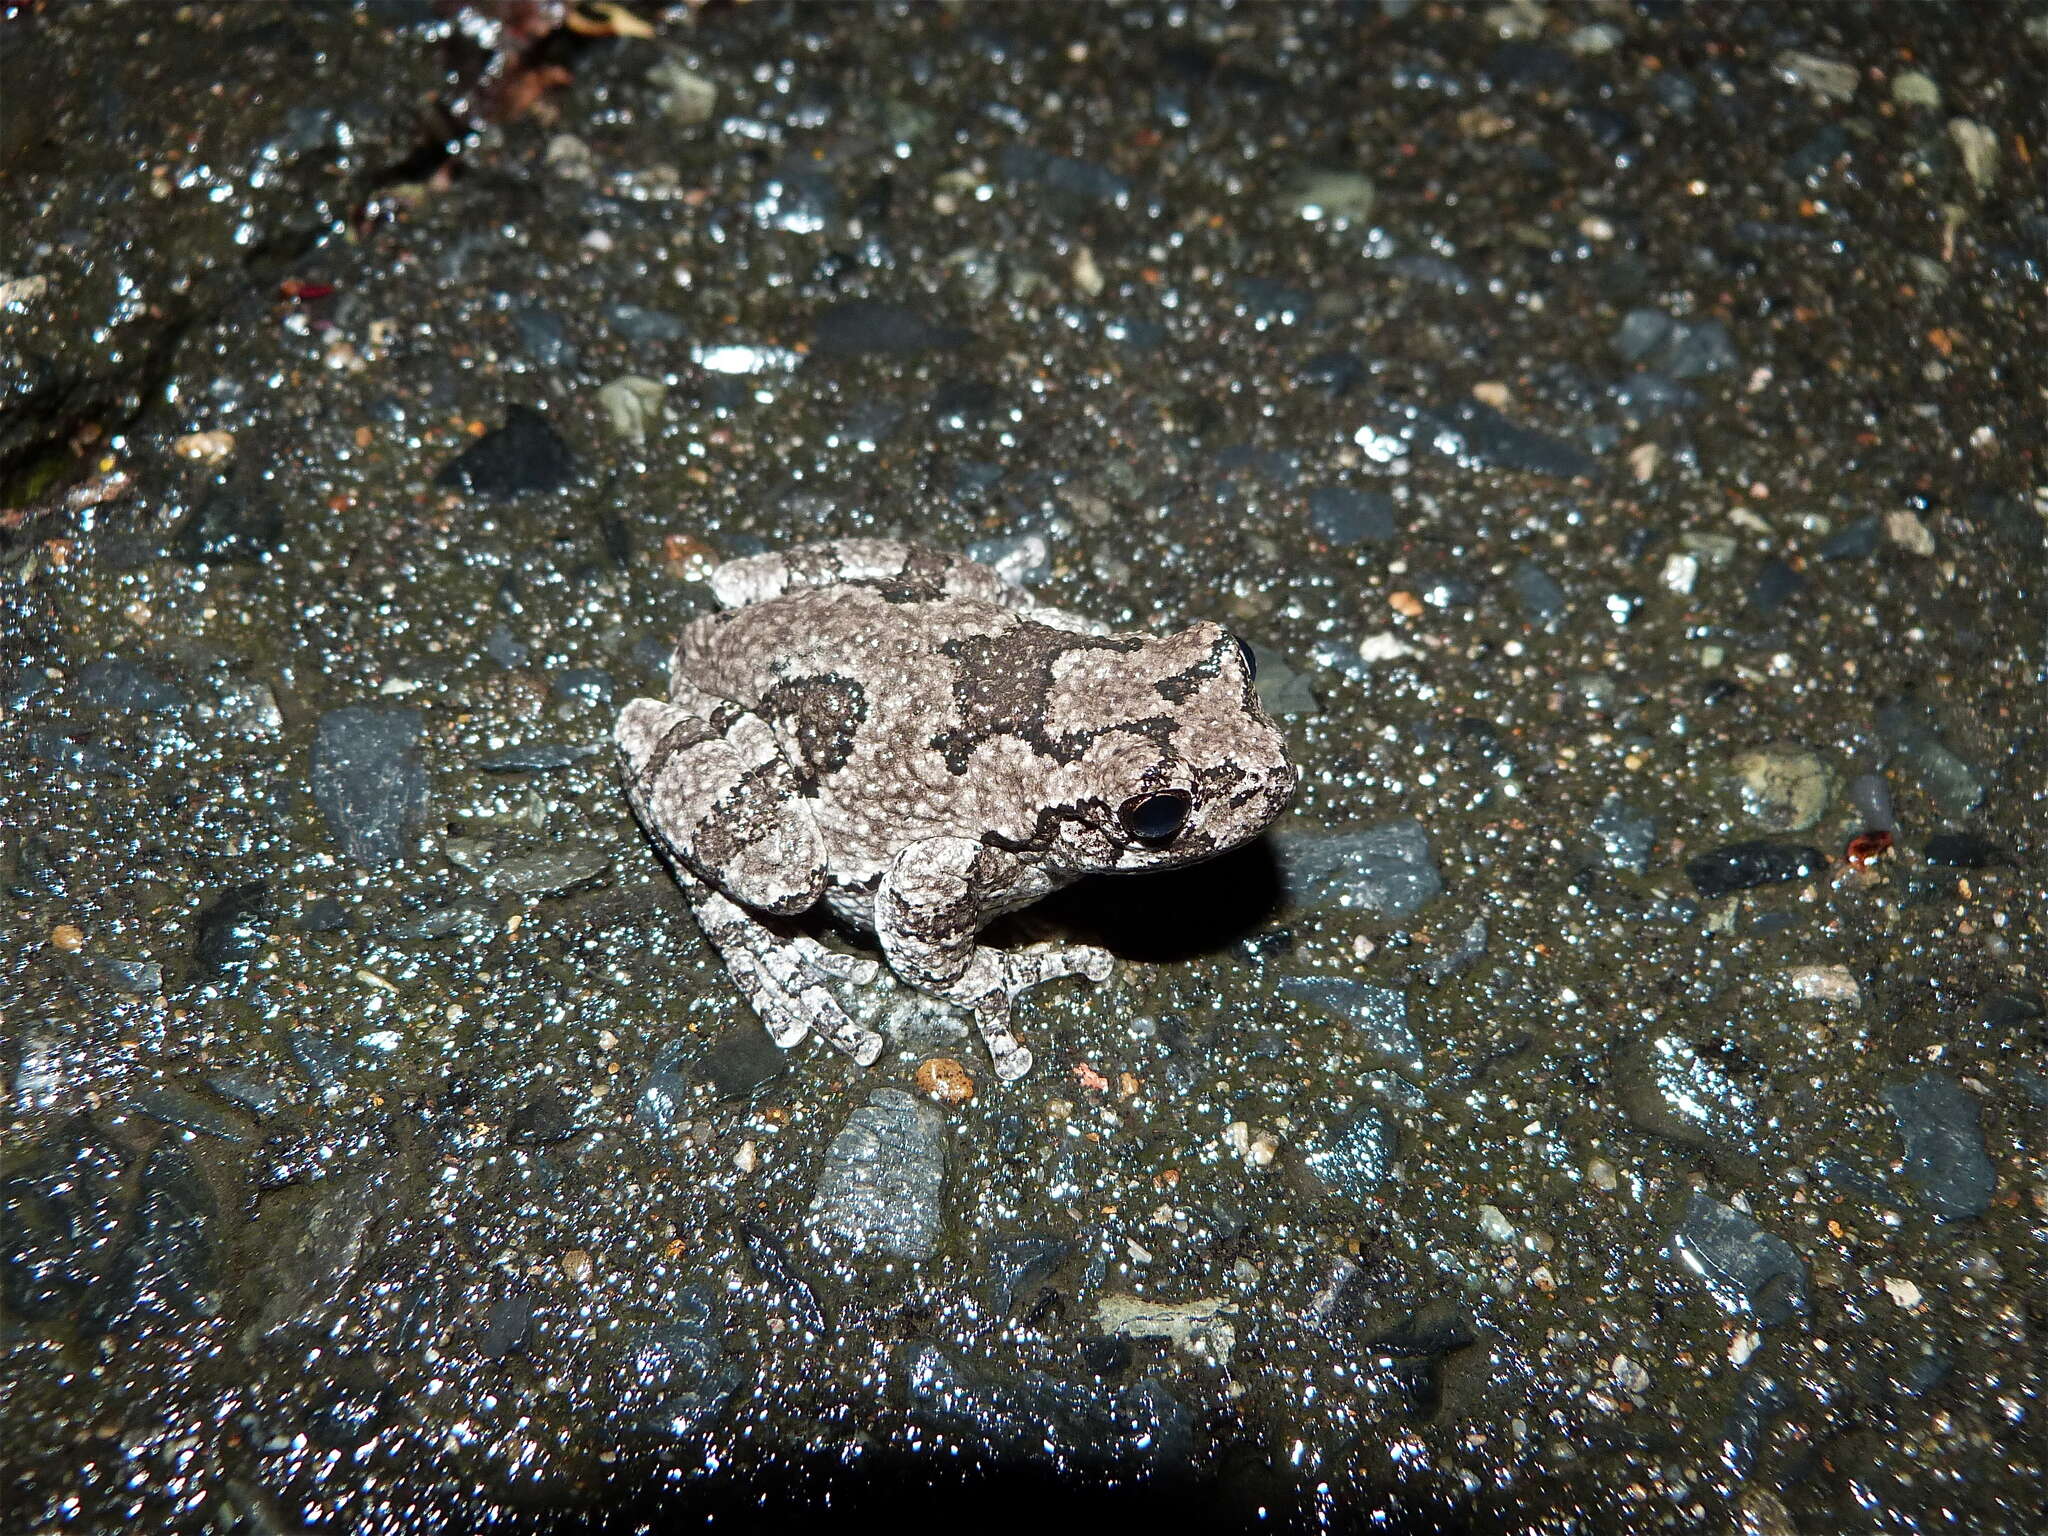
(1014, 835, 1287, 965)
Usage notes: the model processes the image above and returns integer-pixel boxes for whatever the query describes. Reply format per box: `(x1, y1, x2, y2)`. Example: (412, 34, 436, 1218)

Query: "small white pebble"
(1784, 965, 1863, 1006)
(1885, 509, 1935, 556)
(1612, 1354, 1652, 1395)
(1358, 632, 1418, 664)
(1070, 244, 1104, 297)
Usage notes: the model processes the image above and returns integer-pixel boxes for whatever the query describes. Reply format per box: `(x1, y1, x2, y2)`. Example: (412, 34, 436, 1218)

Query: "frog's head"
(1046, 620, 1297, 874)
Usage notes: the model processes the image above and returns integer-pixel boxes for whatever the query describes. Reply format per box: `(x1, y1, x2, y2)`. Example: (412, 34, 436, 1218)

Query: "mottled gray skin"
(616, 539, 1297, 1080)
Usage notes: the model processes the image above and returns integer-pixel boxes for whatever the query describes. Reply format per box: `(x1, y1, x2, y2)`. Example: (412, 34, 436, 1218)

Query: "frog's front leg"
(685, 875, 886, 1067)
(876, 837, 1115, 1081)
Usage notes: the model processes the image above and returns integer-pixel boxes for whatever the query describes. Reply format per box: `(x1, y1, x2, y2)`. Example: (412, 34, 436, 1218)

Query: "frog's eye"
(1118, 789, 1193, 845)
(1230, 633, 1257, 681)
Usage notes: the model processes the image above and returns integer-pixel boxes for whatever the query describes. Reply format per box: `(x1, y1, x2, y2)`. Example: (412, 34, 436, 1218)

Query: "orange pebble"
(914, 1057, 976, 1105)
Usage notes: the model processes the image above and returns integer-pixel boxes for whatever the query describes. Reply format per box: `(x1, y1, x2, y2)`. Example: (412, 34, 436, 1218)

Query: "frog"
(615, 538, 1297, 1081)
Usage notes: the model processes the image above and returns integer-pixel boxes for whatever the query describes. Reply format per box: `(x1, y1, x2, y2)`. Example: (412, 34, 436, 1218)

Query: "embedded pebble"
(1279, 169, 1375, 224)
(1891, 70, 1940, 108)
(1589, 796, 1656, 873)
(483, 846, 610, 897)
(1922, 831, 2004, 869)
(71, 659, 187, 713)
(435, 405, 577, 499)
(1508, 560, 1567, 623)
(1773, 50, 1859, 102)
(1782, 965, 1862, 1006)
(378, 902, 491, 940)
(1279, 976, 1420, 1072)
(1947, 118, 1999, 192)
(310, 708, 429, 867)
(1302, 1107, 1398, 1200)
(646, 56, 718, 126)
(986, 1234, 1071, 1315)
(811, 300, 968, 357)
(1611, 309, 1740, 379)
(1092, 1294, 1237, 1365)
(1882, 1072, 1994, 1221)
(807, 1088, 947, 1260)
(1685, 841, 1824, 899)
(1619, 1035, 1757, 1156)
(1729, 746, 1835, 833)
(1306, 485, 1397, 547)
(913, 1056, 975, 1105)
(904, 1343, 1193, 1467)
(129, 1084, 253, 1143)
(475, 741, 605, 773)
(1670, 1192, 1810, 1326)
(597, 375, 667, 443)
(1848, 772, 1896, 831)
(86, 957, 163, 994)
(194, 880, 271, 976)
(1273, 819, 1443, 918)
(1248, 645, 1320, 718)
(633, 1071, 692, 1137)
(620, 1283, 737, 1434)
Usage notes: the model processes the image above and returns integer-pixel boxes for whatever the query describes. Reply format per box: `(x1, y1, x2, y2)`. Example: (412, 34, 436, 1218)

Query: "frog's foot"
(689, 885, 884, 1067)
(955, 943, 1118, 1083)
(1008, 940, 1117, 990)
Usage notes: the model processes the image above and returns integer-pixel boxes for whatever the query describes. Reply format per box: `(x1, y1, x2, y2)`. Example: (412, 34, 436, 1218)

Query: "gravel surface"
(3, 3, 2044, 1532)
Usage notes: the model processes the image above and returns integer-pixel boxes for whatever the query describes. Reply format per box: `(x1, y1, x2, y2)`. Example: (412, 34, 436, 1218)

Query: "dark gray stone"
(810, 301, 969, 357)
(195, 879, 271, 975)
(1882, 1072, 1994, 1221)
(1590, 795, 1656, 873)
(1274, 819, 1443, 919)
(511, 305, 578, 369)
(1303, 1107, 1398, 1200)
(903, 1344, 1194, 1469)
(549, 668, 614, 707)
(1670, 1191, 1809, 1326)
(689, 1023, 787, 1102)
(620, 1282, 739, 1435)
(129, 1084, 253, 1143)
(634, 1070, 692, 1136)
(484, 845, 609, 897)
(1685, 841, 1823, 899)
(476, 741, 604, 772)
(1508, 560, 1567, 623)
(72, 659, 187, 713)
(987, 1233, 1072, 1315)
(808, 1088, 947, 1260)
(997, 143, 1130, 205)
(310, 707, 429, 867)
(435, 405, 577, 498)
(1306, 486, 1396, 546)
(1279, 976, 1419, 1070)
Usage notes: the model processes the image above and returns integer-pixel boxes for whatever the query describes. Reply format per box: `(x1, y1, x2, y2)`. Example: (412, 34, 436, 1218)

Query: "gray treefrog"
(615, 539, 1297, 1081)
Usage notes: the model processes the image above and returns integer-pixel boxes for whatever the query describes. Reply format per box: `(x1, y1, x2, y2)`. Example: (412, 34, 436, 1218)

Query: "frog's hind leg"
(686, 880, 884, 1068)
(615, 689, 826, 915)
